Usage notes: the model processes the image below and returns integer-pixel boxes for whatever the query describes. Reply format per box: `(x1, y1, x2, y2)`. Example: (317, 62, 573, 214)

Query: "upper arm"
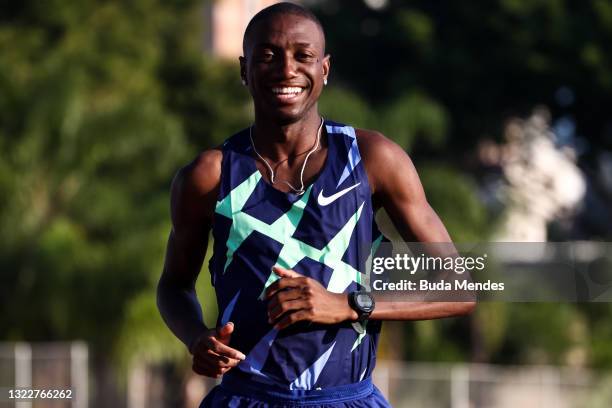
(162, 149, 222, 287)
(357, 130, 452, 243)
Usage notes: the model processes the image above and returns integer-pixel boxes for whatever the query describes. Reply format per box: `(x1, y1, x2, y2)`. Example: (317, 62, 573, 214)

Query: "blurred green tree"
(0, 0, 249, 379)
(315, 0, 612, 156)
(3, 0, 610, 389)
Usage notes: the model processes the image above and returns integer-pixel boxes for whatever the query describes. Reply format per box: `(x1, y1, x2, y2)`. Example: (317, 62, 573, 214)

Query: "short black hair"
(242, 2, 326, 55)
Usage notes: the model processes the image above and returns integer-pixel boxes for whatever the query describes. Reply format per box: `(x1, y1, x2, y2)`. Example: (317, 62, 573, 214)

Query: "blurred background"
(1, 0, 611, 407)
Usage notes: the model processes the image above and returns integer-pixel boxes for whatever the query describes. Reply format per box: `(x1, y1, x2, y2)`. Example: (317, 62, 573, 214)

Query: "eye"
(296, 52, 315, 62)
(254, 50, 274, 62)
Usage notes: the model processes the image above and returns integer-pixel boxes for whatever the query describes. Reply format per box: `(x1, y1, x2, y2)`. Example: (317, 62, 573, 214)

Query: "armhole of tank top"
(350, 126, 390, 244)
(350, 126, 377, 216)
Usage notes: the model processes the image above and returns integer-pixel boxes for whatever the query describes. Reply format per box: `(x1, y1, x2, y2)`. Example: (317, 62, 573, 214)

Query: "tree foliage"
(0, 0, 247, 367)
(314, 0, 612, 157)
(2, 0, 611, 377)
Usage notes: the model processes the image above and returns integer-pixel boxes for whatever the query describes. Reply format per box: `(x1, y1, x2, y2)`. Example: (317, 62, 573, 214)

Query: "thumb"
(272, 265, 301, 278)
(216, 322, 234, 341)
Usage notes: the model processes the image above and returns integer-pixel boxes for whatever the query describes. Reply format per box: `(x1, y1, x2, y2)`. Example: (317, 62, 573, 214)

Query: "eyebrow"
(253, 42, 316, 49)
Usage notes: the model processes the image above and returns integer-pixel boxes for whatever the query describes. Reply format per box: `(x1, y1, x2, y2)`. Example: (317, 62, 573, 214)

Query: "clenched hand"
(190, 322, 246, 378)
(265, 266, 357, 330)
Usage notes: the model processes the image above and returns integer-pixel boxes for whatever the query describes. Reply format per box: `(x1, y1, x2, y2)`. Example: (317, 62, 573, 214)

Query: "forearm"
(157, 274, 208, 352)
(369, 300, 475, 321)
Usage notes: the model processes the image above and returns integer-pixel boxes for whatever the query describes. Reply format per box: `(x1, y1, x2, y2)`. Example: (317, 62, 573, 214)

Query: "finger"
(274, 310, 312, 330)
(208, 336, 247, 361)
(272, 265, 302, 278)
(194, 349, 234, 367)
(213, 356, 241, 369)
(194, 356, 240, 371)
(195, 356, 236, 377)
(216, 322, 235, 342)
(202, 349, 242, 367)
(192, 338, 244, 365)
(268, 299, 312, 323)
(265, 276, 308, 299)
(267, 288, 304, 311)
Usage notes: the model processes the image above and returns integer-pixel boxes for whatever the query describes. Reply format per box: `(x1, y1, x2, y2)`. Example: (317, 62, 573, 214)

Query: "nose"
(278, 53, 298, 79)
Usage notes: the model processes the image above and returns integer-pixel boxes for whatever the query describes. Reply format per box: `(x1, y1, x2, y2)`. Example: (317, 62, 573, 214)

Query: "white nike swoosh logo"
(317, 182, 361, 206)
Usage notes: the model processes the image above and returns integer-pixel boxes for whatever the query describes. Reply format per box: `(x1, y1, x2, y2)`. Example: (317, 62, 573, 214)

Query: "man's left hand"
(265, 266, 358, 330)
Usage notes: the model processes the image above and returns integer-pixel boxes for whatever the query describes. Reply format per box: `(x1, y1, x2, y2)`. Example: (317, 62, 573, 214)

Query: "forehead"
(245, 13, 324, 52)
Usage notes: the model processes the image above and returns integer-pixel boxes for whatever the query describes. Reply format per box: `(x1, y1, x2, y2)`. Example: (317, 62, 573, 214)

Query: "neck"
(252, 109, 323, 162)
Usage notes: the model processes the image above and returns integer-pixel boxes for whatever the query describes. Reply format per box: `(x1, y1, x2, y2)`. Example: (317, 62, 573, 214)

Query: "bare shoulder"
(171, 148, 223, 226)
(355, 128, 415, 193)
(175, 148, 223, 194)
(354, 128, 402, 157)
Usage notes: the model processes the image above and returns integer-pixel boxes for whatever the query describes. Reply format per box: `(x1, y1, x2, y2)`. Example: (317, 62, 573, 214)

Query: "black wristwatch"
(348, 291, 375, 322)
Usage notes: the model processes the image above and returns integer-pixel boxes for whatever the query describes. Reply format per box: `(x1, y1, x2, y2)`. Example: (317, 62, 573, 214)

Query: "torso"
(207, 120, 386, 390)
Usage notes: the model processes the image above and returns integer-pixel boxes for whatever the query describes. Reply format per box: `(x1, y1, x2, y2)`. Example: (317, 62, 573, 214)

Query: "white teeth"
(271, 87, 303, 94)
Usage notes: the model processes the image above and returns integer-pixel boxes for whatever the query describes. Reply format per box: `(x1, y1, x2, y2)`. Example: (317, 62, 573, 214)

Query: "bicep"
(162, 156, 219, 287)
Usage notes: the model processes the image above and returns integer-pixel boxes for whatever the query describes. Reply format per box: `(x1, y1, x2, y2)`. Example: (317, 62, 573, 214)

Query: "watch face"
(357, 293, 373, 310)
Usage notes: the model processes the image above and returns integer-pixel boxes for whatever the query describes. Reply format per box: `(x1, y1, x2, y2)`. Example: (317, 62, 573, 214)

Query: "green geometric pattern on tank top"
(215, 170, 365, 296)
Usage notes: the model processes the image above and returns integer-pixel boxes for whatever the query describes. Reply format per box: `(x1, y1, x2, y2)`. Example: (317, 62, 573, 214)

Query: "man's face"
(240, 14, 330, 124)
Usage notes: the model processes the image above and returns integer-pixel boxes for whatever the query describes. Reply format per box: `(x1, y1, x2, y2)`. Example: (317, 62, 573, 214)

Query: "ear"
(322, 54, 331, 84)
(239, 56, 247, 84)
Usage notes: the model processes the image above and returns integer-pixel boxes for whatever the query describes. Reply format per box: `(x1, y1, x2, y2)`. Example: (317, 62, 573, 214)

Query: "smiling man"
(157, 2, 475, 407)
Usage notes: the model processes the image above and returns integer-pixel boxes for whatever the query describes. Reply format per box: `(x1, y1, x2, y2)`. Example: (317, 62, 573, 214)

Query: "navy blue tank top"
(209, 120, 385, 390)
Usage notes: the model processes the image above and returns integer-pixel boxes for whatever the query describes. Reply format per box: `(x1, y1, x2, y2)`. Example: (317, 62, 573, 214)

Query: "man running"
(157, 3, 475, 407)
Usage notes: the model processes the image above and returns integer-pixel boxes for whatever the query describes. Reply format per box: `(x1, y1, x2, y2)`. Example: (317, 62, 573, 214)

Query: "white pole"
(127, 362, 147, 408)
(450, 365, 470, 408)
(71, 342, 89, 408)
(14, 342, 32, 408)
(377, 362, 390, 399)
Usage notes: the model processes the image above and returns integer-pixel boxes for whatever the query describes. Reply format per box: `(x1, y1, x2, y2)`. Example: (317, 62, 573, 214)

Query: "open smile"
(269, 86, 307, 102)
